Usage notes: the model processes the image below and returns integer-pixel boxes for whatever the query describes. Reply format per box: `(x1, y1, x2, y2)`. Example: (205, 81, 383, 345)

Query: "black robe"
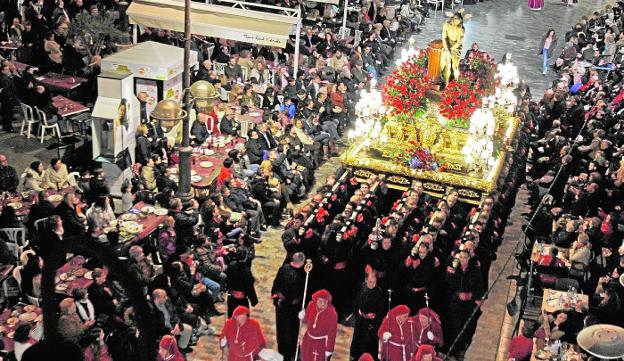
(350, 284, 385, 361)
(225, 259, 258, 317)
(271, 263, 305, 361)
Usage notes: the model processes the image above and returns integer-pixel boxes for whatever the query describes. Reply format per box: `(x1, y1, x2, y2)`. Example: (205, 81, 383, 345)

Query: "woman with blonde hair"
(229, 83, 244, 104)
(251, 58, 271, 85)
(135, 124, 151, 165)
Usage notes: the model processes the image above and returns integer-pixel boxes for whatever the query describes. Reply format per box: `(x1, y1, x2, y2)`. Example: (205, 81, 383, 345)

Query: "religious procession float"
(341, 11, 522, 204)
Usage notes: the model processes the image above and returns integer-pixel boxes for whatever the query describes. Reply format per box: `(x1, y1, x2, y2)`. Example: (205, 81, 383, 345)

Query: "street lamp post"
(177, 0, 193, 200)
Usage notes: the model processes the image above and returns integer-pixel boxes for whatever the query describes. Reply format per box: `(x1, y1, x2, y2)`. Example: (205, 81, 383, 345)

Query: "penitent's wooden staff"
(294, 259, 314, 361)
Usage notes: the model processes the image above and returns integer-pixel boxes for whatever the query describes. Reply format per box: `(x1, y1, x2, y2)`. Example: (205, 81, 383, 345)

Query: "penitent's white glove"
(220, 337, 227, 347)
(427, 331, 435, 341)
(382, 332, 391, 341)
(298, 311, 305, 320)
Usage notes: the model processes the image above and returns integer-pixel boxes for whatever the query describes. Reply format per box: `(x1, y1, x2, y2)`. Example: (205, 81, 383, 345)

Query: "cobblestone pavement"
(0, 0, 611, 360)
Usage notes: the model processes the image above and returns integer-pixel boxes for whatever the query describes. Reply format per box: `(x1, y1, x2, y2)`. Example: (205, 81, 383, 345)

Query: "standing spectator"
(539, 28, 558, 75)
(0, 62, 19, 132)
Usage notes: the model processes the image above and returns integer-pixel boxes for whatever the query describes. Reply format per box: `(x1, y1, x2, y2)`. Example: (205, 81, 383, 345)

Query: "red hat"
(232, 306, 249, 318)
(311, 289, 332, 303)
(417, 307, 441, 324)
(358, 353, 374, 361)
(413, 344, 438, 361)
(388, 304, 410, 318)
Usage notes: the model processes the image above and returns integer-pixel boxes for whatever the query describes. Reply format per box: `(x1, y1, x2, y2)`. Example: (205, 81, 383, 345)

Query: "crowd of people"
(505, 2, 624, 360)
(7, 0, 616, 360)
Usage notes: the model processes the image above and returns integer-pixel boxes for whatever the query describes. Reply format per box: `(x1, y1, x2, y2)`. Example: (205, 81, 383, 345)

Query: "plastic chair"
(220, 87, 230, 102)
(354, 30, 363, 46)
(67, 171, 80, 188)
(241, 67, 250, 82)
(213, 62, 227, 75)
(26, 294, 40, 307)
(20, 103, 38, 139)
(426, 0, 444, 15)
(0, 228, 25, 246)
(35, 107, 61, 143)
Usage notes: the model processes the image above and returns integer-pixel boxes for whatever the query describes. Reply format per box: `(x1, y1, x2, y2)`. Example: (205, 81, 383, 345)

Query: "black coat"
(54, 201, 85, 236)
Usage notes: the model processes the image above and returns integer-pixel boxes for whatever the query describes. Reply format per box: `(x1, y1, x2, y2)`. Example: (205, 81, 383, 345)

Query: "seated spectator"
(507, 321, 535, 361)
(0, 154, 19, 193)
(43, 158, 69, 190)
(569, 233, 592, 267)
(85, 195, 115, 231)
(149, 289, 194, 353)
(58, 297, 94, 344)
(23, 161, 45, 192)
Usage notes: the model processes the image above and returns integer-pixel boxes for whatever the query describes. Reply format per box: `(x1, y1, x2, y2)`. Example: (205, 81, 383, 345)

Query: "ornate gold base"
(341, 107, 521, 204)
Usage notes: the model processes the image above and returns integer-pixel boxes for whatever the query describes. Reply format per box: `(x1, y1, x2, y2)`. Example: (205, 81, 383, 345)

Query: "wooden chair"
(19, 103, 38, 139)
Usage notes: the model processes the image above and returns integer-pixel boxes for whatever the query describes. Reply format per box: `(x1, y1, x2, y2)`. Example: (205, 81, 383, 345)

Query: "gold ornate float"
(341, 29, 522, 204)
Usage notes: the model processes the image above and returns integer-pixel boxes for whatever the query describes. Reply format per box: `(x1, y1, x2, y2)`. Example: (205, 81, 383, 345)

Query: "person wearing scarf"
(157, 335, 184, 361)
(219, 306, 266, 361)
(409, 344, 443, 361)
(411, 308, 443, 349)
(299, 289, 338, 361)
(378, 305, 416, 361)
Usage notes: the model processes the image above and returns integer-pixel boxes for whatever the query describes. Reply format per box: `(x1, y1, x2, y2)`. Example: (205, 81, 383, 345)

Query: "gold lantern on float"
(150, 99, 187, 129)
(189, 80, 220, 111)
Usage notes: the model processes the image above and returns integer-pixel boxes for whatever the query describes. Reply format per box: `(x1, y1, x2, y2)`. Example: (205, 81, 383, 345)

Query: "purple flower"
(409, 157, 423, 169)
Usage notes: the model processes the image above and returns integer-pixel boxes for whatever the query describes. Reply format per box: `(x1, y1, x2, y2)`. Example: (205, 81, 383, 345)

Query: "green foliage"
(67, 12, 127, 58)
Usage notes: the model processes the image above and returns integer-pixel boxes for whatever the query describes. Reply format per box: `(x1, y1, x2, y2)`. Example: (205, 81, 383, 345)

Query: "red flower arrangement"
(463, 51, 498, 96)
(382, 54, 428, 116)
(439, 75, 484, 128)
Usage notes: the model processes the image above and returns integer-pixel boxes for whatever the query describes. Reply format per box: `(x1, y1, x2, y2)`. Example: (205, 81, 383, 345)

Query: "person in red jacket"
(219, 306, 266, 361)
(378, 305, 416, 361)
(299, 289, 338, 361)
(506, 321, 535, 361)
(410, 344, 443, 361)
(411, 307, 444, 349)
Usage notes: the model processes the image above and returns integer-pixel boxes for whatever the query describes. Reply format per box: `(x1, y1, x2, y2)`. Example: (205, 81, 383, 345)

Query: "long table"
(541, 288, 589, 314)
(37, 72, 87, 91)
(0, 188, 76, 217)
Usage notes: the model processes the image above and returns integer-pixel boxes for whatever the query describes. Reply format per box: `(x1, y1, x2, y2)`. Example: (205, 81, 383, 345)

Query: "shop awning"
(127, 0, 296, 47)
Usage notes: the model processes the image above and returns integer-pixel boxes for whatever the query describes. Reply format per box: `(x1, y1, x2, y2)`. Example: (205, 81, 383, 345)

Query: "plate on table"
(18, 312, 37, 322)
(248, 111, 261, 117)
(55, 284, 68, 292)
(199, 161, 213, 168)
(535, 350, 552, 360)
(7, 331, 14, 339)
(8, 202, 22, 209)
(170, 167, 178, 174)
(154, 208, 168, 216)
(59, 273, 75, 281)
(191, 175, 202, 183)
(6, 317, 18, 326)
(84, 271, 93, 280)
(191, 170, 197, 176)
(203, 149, 215, 156)
(23, 305, 36, 313)
(35, 315, 43, 323)
(121, 213, 137, 221)
(141, 206, 155, 214)
(47, 194, 63, 202)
